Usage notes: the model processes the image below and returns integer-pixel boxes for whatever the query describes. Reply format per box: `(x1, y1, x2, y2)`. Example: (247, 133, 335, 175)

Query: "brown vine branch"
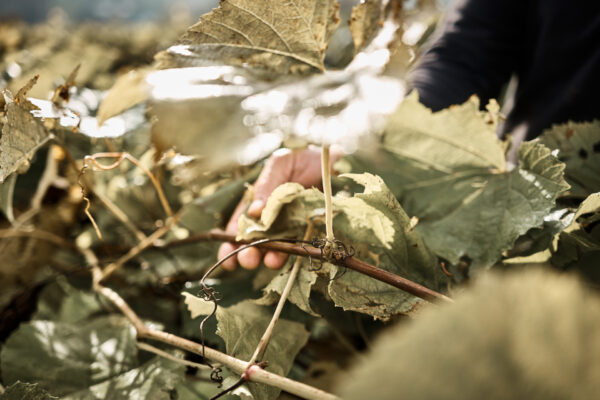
(162, 230, 453, 304)
(90, 259, 340, 400)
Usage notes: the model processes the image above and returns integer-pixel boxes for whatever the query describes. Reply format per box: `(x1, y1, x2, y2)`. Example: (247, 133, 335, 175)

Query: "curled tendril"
(310, 238, 355, 281)
(196, 235, 354, 383)
(210, 367, 224, 385)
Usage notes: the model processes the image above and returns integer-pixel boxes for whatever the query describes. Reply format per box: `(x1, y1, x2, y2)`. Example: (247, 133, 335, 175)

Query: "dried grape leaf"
(349, 0, 384, 53)
(0, 316, 137, 397)
(156, 0, 341, 74)
(337, 269, 600, 400)
(0, 98, 52, 183)
(0, 382, 58, 400)
(376, 94, 569, 268)
(538, 120, 600, 197)
(216, 301, 310, 399)
(97, 68, 150, 125)
(238, 173, 447, 319)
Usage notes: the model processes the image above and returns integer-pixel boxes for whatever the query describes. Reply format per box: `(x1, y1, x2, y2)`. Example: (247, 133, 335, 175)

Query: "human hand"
(218, 146, 341, 270)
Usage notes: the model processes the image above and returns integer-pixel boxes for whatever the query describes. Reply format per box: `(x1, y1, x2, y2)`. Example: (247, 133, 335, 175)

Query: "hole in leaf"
(579, 148, 588, 159)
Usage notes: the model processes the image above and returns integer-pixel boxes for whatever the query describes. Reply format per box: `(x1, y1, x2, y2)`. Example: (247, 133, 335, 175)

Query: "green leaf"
(538, 121, 600, 197)
(239, 173, 447, 320)
(62, 357, 185, 400)
(0, 99, 52, 182)
(255, 257, 319, 317)
(216, 301, 310, 399)
(0, 174, 16, 223)
(32, 277, 105, 323)
(1, 316, 137, 396)
(0, 382, 58, 400)
(336, 269, 600, 400)
(375, 94, 569, 268)
(384, 91, 505, 173)
(156, 0, 341, 74)
(327, 173, 445, 319)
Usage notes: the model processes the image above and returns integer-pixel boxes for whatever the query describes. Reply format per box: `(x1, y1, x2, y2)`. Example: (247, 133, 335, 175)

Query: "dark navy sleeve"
(408, 0, 528, 111)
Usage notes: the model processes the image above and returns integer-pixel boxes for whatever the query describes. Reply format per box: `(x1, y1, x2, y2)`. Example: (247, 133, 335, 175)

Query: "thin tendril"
(78, 164, 103, 240)
(197, 237, 312, 383)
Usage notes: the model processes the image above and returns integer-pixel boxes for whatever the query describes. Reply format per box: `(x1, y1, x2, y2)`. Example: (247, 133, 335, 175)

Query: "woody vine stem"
(321, 145, 334, 241)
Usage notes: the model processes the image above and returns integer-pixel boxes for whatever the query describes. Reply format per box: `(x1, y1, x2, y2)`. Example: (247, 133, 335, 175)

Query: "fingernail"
(248, 199, 265, 217)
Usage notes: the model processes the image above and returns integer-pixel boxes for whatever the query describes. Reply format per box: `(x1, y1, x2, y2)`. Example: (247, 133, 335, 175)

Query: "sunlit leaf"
(539, 120, 600, 197)
(337, 269, 600, 400)
(97, 68, 150, 125)
(63, 357, 185, 400)
(156, 0, 341, 74)
(216, 301, 310, 399)
(0, 316, 137, 396)
(362, 93, 570, 268)
(149, 0, 404, 169)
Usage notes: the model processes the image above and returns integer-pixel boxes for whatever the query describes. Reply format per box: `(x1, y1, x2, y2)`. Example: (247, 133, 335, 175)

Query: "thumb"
(247, 150, 294, 218)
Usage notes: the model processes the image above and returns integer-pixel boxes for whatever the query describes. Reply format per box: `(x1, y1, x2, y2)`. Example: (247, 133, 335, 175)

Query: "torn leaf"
(182, 292, 216, 318)
(539, 120, 600, 197)
(0, 98, 52, 182)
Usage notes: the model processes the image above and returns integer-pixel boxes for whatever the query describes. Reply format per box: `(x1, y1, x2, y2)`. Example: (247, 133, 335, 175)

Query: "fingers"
(218, 146, 340, 271)
(218, 242, 239, 271)
(264, 251, 288, 270)
(249, 149, 294, 217)
(238, 246, 262, 270)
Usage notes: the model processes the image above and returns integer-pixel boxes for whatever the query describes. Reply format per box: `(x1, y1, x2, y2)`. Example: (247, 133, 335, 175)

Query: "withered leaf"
(0, 97, 52, 182)
(157, 0, 341, 74)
